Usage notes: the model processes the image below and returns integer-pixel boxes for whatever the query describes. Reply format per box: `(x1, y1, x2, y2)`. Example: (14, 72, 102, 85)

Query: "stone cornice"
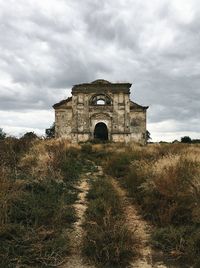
(72, 81, 131, 94)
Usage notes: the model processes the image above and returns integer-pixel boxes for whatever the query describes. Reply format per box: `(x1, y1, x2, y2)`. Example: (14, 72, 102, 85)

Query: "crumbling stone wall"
(54, 98, 72, 139)
(53, 80, 148, 144)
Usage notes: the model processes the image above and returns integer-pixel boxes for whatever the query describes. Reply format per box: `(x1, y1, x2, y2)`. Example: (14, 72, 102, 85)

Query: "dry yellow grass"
(0, 170, 22, 226)
(19, 139, 81, 181)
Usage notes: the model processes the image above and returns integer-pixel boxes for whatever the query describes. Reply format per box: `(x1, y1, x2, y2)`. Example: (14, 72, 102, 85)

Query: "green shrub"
(0, 140, 83, 267)
(62, 158, 82, 181)
(87, 179, 120, 207)
(0, 225, 69, 267)
(152, 226, 200, 266)
(10, 180, 63, 226)
(105, 153, 131, 178)
(82, 177, 136, 267)
(83, 218, 134, 267)
(81, 143, 93, 154)
(0, 128, 6, 140)
(0, 177, 77, 267)
(122, 160, 149, 202)
(151, 226, 190, 254)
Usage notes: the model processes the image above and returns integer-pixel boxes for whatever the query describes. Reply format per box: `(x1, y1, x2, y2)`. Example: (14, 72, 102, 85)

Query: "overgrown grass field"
(0, 137, 84, 267)
(105, 143, 200, 267)
(1, 137, 200, 267)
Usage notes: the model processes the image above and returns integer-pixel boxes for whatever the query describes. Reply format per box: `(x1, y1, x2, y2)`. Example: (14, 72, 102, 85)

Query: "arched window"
(90, 94, 112, 106)
(97, 99, 105, 105)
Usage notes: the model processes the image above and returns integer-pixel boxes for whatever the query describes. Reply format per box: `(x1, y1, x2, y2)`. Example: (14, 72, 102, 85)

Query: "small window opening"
(97, 99, 105, 105)
(90, 94, 112, 106)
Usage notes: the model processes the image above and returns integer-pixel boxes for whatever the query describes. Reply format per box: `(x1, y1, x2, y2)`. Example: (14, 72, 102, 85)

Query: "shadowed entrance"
(94, 122, 108, 141)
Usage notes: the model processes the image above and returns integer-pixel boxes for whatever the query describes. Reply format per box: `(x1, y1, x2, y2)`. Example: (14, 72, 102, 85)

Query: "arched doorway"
(94, 122, 108, 141)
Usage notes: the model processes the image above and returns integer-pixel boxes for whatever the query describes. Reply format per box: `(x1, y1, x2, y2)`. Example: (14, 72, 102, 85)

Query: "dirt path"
(61, 174, 93, 268)
(62, 165, 168, 268)
(110, 178, 168, 268)
(61, 166, 103, 268)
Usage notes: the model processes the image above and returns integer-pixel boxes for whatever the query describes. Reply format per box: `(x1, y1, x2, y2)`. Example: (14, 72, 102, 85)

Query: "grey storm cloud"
(0, 0, 200, 140)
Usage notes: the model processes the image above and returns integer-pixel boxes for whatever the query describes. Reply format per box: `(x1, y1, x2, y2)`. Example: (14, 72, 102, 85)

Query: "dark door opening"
(94, 122, 108, 141)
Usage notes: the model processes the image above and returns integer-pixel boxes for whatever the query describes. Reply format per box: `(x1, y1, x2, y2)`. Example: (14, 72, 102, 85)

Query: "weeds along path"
(61, 165, 103, 268)
(110, 178, 167, 268)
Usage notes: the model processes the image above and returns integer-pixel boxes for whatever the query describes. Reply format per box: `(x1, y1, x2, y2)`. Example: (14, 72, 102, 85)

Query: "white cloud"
(148, 119, 200, 141)
(170, 0, 197, 24)
(0, 0, 199, 141)
(0, 110, 54, 136)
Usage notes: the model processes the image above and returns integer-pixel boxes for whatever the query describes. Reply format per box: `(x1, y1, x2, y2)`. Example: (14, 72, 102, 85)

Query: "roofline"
(130, 101, 149, 110)
(72, 81, 132, 94)
(72, 82, 132, 88)
(53, 97, 72, 109)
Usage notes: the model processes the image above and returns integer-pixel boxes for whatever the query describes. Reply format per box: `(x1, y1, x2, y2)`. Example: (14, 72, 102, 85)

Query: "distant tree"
(146, 130, 151, 142)
(0, 128, 6, 140)
(192, 139, 200, 144)
(46, 123, 55, 139)
(181, 136, 192, 143)
(172, 139, 179, 144)
(21, 132, 38, 140)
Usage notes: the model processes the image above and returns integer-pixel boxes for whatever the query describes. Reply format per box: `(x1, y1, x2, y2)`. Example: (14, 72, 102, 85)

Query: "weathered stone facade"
(53, 79, 148, 144)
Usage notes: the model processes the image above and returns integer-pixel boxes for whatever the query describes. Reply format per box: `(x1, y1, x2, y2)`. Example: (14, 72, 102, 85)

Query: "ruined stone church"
(53, 79, 148, 144)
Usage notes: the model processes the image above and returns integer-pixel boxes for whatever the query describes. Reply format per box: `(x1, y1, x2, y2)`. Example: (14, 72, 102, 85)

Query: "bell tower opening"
(94, 122, 108, 141)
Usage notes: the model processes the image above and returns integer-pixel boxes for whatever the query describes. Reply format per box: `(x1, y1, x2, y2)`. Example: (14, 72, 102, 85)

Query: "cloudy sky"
(0, 0, 199, 141)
